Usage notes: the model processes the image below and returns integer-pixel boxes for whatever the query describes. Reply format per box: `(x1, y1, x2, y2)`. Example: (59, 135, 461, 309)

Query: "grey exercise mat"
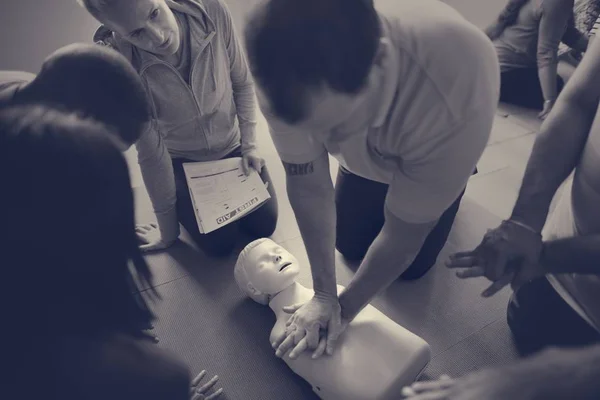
(422, 318, 520, 380)
(133, 195, 519, 400)
(145, 243, 319, 400)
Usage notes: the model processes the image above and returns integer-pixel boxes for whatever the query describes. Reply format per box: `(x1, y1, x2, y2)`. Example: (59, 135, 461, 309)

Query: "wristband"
(506, 219, 541, 236)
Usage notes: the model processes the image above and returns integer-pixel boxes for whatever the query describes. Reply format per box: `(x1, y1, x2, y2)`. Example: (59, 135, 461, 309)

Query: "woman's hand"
(539, 99, 555, 120)
(190, 370, 223, 400)
(241, 149, 265, 175)
(136, 223, 176, 252)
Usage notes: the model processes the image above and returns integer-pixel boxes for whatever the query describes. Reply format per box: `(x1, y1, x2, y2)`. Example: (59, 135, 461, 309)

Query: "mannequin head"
(234, 238, 300, 305)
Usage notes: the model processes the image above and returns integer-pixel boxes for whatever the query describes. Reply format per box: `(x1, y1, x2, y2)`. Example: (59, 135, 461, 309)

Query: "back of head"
(16, 43, 150, 146)
(0, 105, 155, 340)
(245, 0, 381, 124)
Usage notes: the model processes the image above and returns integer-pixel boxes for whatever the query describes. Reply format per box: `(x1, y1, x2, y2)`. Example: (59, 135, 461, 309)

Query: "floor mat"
(150, 271, 319, 400)
(138, 196, 519, 400)
(421, 318, 520, 380)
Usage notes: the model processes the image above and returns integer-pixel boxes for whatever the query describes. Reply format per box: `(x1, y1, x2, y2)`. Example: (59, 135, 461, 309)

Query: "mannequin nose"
(275, 255, 282, 262)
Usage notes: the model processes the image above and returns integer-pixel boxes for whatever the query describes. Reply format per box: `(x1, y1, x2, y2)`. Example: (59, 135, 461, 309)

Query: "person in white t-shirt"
(244, 0, 499, 359)
(421, 27, 600, 400)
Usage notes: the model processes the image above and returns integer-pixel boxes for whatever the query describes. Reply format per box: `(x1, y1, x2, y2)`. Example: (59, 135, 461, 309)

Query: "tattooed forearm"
(283, 161, 314, 176)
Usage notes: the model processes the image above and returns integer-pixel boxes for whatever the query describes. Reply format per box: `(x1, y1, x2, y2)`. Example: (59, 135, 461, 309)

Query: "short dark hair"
(0, 105, 156, 340)
(15, 43, 150, 146)
(245, 0, 381, 124)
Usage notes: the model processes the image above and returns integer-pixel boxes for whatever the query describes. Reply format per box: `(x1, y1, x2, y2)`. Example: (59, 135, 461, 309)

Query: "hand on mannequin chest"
(234, 239, 432, 400)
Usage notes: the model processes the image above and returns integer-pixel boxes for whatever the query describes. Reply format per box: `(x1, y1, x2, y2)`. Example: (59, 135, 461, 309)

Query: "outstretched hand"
(190, 370, 223, 400)
(136, 223, 176, 252)
(446, 219, 543, 297)
(401, 370, 519, 400)
(272, 295, 346, 360)
(402, 356, 555, 400)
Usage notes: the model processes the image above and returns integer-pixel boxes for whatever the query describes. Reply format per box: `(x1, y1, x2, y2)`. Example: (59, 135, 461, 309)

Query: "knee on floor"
(336, 241, 368, 262)
(241, 214, 278, 239)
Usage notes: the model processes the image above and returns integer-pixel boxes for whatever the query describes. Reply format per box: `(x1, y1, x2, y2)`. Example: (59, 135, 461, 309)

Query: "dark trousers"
(500, 67, 565, 110)
(507, 277, 600, 357)
(335, 166, 472, 280)
(172, 148, 278, 257)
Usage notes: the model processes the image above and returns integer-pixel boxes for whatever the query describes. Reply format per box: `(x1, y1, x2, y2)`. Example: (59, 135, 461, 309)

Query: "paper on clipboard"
(182, 157, 271, 233)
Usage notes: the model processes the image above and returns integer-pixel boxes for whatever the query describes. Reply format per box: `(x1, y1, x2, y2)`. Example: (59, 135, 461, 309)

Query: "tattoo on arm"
(282, 161, 314, 176)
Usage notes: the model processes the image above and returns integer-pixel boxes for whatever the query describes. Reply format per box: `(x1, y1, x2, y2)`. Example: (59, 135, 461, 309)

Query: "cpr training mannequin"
(234, 238, 431, 400)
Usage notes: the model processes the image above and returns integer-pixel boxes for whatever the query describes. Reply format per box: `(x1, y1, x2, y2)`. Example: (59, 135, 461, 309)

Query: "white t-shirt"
(545, 103, 600, 333)
(262, 0, 500, 223)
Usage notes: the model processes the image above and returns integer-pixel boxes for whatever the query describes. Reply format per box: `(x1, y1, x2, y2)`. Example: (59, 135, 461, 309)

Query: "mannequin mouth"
(279, 262, 292, 272)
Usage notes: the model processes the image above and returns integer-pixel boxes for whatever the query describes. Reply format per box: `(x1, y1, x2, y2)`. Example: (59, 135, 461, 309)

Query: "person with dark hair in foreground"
(485, 0, 589, 118)
(404, 29, 600, 400)
(1, 105, 222, 400)
(0, 43, 151, 147)
(245, 0, 498, 359)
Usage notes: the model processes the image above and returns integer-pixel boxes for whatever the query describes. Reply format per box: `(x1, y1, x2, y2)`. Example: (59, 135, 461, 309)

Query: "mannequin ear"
(247, 282, 261, 296)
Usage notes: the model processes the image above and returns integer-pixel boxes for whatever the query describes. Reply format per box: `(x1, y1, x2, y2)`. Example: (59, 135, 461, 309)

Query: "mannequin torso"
(269, 283, 431, 400)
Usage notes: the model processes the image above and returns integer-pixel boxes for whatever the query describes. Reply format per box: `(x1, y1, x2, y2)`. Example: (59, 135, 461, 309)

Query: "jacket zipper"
(189, 31, 217, 151)
(141, 31, 216, 152)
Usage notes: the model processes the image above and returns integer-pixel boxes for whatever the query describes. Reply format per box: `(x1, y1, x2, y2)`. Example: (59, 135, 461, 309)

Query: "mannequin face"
(244, 239, 300, 295)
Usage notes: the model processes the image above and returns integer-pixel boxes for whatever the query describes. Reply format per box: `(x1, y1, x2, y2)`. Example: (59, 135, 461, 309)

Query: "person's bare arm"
(536, 0, 574, 106)
(284, 152, 337, 298)
(511, 31, 600, 231)
(339, 207, 436, 320)
(541, 234, 600, 274)
(540, 345, 600, 398)
(404, 345, 600, 399)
